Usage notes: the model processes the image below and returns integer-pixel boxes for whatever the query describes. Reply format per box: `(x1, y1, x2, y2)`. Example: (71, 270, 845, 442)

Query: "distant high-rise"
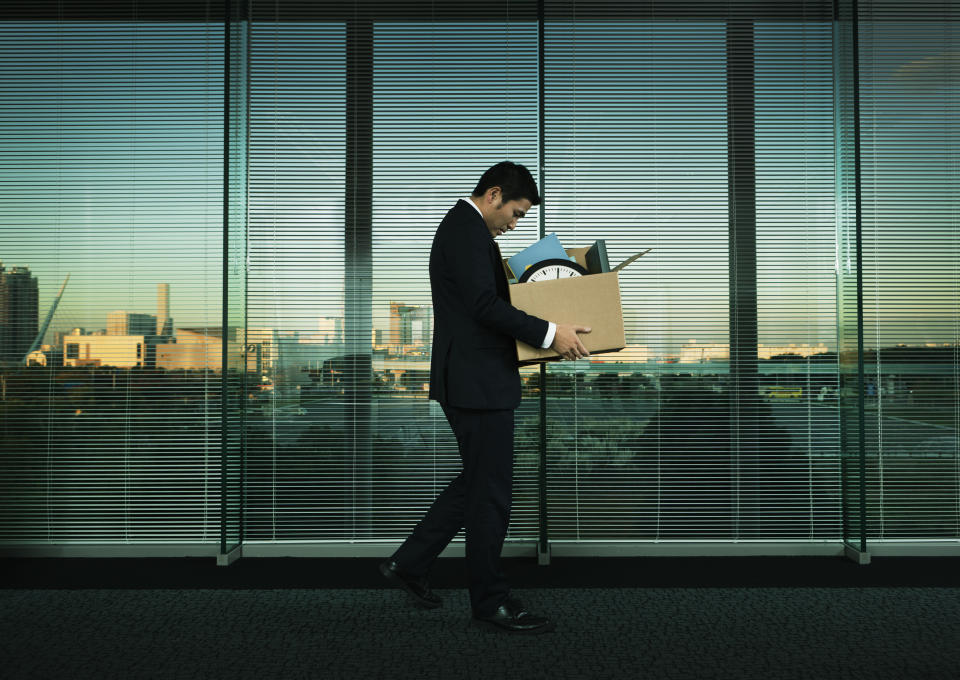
(0, 262, 39, 362)
(157, 283, 173, 335)
(388, 302, 431, 348)
(107, 310, 157, 336)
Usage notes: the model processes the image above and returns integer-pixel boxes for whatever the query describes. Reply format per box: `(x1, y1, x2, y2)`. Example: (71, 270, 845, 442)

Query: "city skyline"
(11, 250, 949, 351)
(22, 265, 956, 373)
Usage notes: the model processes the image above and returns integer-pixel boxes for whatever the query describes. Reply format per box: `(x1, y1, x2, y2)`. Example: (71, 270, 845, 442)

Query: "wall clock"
(517, 258, 589, 283)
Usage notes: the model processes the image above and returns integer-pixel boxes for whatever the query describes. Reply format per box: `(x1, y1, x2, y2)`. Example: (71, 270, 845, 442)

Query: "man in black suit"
(380, 161, 591, 634)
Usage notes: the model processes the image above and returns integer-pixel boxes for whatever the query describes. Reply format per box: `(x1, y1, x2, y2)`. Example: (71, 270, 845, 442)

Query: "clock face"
(518, 258, 589, 283)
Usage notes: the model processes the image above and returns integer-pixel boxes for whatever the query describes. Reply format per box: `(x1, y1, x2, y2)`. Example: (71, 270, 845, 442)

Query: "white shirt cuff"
(541, 322, 557, 349)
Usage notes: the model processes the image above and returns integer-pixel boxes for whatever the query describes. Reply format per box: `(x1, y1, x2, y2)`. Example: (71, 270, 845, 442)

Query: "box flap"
(612, 248, 651, 272)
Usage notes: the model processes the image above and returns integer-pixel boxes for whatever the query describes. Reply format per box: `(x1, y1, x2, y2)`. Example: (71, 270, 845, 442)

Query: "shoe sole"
(379, 562, 442, 609)
(471, 618, 556, 634)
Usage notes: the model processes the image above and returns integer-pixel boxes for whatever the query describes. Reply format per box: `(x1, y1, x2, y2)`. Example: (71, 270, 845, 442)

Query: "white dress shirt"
(463, 197, 556, 350)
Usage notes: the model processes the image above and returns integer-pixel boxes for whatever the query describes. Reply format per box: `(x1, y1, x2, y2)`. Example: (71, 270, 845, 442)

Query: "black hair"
(471, 161, 541, 206)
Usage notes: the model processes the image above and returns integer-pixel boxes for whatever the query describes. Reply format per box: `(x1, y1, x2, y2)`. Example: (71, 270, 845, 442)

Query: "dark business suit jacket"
(428, 199, 548, 410)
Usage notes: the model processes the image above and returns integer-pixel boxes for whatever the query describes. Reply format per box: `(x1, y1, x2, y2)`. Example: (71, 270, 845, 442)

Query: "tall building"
(156, 283, 173, 336)
(107, 310, 157, 336)
(0, 262, 39, 363)
(388, 302, 431, 351)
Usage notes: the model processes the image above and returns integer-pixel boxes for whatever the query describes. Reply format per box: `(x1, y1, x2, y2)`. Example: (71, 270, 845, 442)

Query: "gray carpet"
(2, 586, 959, 679)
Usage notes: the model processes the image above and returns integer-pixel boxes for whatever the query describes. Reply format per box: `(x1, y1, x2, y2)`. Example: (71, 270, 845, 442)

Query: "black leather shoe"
(379, 559, 442, 609)
(473, 598, 555, 634)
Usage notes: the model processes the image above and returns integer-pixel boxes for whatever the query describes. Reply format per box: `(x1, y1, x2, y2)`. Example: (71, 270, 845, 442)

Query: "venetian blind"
(855, 0, 960, 541)
(242, 1, 544, 544)
(0, 11, 226, 544)
(542, 0, 841, 541)
(244, 15, 349, 541)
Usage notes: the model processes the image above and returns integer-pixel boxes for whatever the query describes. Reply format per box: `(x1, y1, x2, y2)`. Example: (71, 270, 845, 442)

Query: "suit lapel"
(454, 199, 508, 296)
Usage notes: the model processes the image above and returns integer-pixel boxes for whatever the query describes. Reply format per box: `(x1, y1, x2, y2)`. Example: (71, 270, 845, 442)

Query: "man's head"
(470, 161, 541, 239)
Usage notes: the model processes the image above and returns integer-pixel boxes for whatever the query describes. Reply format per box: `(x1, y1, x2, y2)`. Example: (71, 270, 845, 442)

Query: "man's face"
(486, 194, 532, 239)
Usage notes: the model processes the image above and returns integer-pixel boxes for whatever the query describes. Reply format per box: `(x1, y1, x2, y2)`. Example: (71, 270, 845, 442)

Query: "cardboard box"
(504, 246, 649, 364)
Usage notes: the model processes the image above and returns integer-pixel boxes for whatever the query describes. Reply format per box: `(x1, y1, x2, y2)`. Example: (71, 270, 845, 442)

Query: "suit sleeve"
(445, 224, 549, 348)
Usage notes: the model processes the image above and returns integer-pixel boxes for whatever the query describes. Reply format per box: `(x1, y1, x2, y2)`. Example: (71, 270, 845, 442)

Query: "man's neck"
(467, 196, 487, 220)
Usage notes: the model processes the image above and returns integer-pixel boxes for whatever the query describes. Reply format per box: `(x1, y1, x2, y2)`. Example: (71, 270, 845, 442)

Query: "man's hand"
(550, 324, 592, 360)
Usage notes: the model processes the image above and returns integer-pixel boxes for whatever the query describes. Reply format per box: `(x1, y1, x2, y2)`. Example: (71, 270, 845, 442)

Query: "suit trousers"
(391, 404, 515, 617)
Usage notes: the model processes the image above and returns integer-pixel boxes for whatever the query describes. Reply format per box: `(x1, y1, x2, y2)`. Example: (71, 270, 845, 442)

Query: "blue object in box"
(506, 233, 571, 280)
